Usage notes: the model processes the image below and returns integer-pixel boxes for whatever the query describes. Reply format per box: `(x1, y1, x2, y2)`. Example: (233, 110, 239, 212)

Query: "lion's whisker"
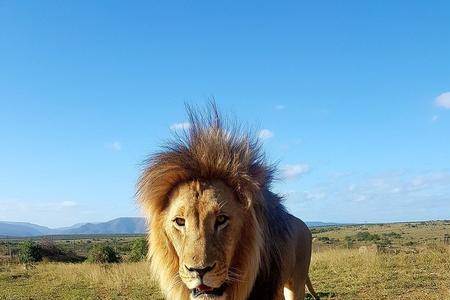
(226, 275, 247, 283)
(166, 274, 182, 293)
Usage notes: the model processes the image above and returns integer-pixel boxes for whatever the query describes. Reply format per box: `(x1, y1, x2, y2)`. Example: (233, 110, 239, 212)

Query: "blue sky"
(1, 1, 449, 227)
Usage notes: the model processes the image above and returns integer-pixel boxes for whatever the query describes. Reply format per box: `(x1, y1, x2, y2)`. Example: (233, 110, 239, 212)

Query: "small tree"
(18, 240, 42, 264)
(128, 238, 148, 262)
(86, 244, 119, 263)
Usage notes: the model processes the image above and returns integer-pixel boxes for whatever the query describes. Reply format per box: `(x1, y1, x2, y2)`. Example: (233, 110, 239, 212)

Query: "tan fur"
(137, 103, 319, 300)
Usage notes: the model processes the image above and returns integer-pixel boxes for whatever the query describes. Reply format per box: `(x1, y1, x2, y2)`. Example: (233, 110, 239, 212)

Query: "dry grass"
(0, 262, 163, 300)
(2, 221, 450, 300)
(313, 221, 450, 249)
(309, 247, 450, 300)
(1, 247, 449, 299)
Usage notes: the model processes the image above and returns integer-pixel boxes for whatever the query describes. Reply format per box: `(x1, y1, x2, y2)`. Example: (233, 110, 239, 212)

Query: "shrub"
(38, 239, 84, 263)
(375, 238, 392, 247)
(355, 231, 380, 241)
(18, 240, 42, 263)
(39, 238, 64, 257)
(86, 244, 119, 263)
(317, 236, 338, 244)
(310, 227, 340, 234)
(344, 236, 355, 248)
(128, 238, 148, 262)
(382, 232, 402, 239)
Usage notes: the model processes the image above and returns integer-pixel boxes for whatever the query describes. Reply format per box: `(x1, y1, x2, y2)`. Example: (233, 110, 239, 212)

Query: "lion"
(137, 104, 320, 300)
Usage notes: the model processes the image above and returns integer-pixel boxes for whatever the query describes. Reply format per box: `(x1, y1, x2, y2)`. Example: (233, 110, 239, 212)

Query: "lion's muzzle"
(185, 263, 216, 279)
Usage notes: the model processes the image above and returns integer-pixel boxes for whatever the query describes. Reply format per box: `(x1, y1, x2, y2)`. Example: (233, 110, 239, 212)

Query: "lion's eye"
(215, 215, 229, 227)
(174, 218, 185, 227)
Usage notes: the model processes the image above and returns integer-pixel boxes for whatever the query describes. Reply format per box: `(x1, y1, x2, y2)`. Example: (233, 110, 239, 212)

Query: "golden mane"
(137, 104, 276, 215)
(137, 104, 292, 300)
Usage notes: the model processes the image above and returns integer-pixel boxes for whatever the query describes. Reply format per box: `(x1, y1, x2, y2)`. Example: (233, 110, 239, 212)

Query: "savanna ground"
(1, 221, 449, 300)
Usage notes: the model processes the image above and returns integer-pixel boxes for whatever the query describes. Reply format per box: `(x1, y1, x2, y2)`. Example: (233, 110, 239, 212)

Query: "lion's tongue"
(197, 284, 213, 292)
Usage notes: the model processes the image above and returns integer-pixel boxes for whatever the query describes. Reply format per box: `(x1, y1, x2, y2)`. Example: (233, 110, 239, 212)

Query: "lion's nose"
(185, 263, 216, 278)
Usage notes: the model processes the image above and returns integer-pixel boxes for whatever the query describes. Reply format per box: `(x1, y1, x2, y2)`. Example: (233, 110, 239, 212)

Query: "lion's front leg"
(274, 286, 286, 300)
(283, 279, 306, 300)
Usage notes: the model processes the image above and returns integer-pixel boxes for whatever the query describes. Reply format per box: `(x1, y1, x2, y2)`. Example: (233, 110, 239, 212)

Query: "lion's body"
(246, 191, 316, 300)
(138, 104, 319, 300)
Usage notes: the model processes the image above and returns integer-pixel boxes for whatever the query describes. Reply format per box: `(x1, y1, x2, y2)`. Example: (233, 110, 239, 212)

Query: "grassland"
(1, 221, 449, 300)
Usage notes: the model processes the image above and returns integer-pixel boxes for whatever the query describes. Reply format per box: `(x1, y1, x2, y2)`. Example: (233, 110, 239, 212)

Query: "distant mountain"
(0, 217, 335, 237)
(0, 221, 54, 237)
(0, 217, 147, 237)
(305, 221, 340, 227)
(63, 217, 147, 235)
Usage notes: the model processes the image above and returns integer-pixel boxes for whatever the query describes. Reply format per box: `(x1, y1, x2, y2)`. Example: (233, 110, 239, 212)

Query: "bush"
(18, 241, 42, 264)
(310, 227, 340, 234)
(39, 238, 64, 257)
(38, 239, 84, 263)
(128, 238, 148, 262)
(355, 231, 380, 241)
(86, 244, 119, 263)
(317, 236, 339, 244)
(375, 238, 392, 247)
(382, 232, 402, 239)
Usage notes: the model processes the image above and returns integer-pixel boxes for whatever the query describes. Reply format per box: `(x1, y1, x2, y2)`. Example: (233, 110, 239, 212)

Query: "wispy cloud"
(280, 164, 311, 179)
(345, 171, 450, 204)
(0, 200, 81, 227)
(275, 105, 285, 110)
(304, 170, 450, 204)
(106, 141, 122, 151)
(432, 115, 439, 122)
(258, 129, 274, 140)
(0, 200, 79, 216)
(170, 122, 191, 131)
(435, 92, 450, 109)
(283, 170, 450, 223)
(330, 171, 353, 179)
(59, 201, 78, 208)
(301, 191, 326, 201)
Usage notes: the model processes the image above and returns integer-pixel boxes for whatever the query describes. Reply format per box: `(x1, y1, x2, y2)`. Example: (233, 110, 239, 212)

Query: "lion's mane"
(137, 104, 290, 300)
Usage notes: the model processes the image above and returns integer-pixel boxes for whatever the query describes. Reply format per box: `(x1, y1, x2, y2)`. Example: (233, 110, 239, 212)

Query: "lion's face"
(164, 180, 245, 300)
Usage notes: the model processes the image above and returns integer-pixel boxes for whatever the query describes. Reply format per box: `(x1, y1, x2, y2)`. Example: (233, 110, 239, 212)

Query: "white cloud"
(106, 141, 122, 151)
(0, 199, 80, 220)
(432, 115, 439, 122)
(340, 171, 450, 203)
(0, 199, 83, 227)
(301, 191, 326, 201)
(0, 200, 80, 210)
(59, 201, 78, 208)
(170, 122, 191, 131)
(353, 195, 368, 202)
(283, 170, 450, 223)
(435, 92, 450, 109)
(275, 105, 286, 110)
(258, 129, 274, 140)
(280, 164, 311, 179)
(330, 171, 353, 179)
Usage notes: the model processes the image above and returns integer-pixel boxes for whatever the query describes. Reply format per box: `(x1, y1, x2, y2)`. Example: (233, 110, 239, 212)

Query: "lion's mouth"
(191, 284, 227, 298)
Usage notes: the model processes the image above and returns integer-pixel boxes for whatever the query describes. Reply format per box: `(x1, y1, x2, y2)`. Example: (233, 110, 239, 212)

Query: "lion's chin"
(190, 293, 227, 300)
(189, 283, 227, 300)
